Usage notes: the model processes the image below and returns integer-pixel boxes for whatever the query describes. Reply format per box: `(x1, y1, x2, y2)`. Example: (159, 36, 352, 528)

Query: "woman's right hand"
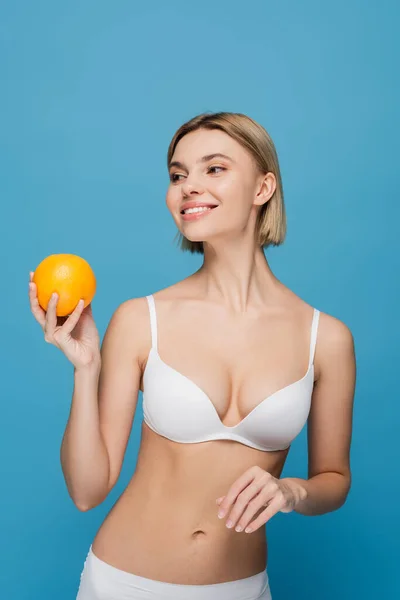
(28, 271, 101, 371)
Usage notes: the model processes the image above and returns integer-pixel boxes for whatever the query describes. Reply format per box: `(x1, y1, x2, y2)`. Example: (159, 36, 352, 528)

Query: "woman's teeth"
(183, 206, 212, 214)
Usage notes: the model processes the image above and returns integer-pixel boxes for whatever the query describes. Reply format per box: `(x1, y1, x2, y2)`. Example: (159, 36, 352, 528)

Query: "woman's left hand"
(215, 466, 308, 533)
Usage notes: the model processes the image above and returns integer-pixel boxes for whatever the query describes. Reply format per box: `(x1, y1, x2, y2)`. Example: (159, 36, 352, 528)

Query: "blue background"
(1, 1, 399, 598)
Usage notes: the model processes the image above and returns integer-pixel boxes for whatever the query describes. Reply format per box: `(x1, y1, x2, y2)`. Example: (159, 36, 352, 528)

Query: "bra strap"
(308, 308, 320, 368)
(145, 294, 158, 350)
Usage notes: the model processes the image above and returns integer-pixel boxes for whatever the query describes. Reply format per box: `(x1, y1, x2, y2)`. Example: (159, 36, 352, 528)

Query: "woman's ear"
(255, 172, 276, 207)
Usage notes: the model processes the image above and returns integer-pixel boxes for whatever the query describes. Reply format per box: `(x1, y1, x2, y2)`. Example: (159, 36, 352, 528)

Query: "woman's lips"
(181, 206, 219, 221)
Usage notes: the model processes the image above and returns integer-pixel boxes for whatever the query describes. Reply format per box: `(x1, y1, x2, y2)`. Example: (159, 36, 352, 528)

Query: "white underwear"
(76, 545, 272, 599)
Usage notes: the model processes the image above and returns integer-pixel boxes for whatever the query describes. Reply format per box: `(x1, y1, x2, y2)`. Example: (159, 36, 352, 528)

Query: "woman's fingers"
(61, 299, 85, 335)
(29, 275, 46, 328)
(29, 270, 88, 349)
(44, 293, 59, 343)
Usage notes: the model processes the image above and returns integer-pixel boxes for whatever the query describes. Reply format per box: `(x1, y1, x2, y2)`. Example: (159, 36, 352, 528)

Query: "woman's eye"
(170, 173, 183, 182)
(170, 166, 225, 182)
(208, 166, 225, 174)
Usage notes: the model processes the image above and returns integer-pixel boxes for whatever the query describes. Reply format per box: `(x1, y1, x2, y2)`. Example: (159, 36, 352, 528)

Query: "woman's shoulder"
(299, 293, 353, 343)
(284, 292, 355, 382)
(111, 280, 189, 323)
(145, 278, 198, 304)
(279, 287, 354, 365)
(284, 285, 352, 333)
(316, 308, 354, 355)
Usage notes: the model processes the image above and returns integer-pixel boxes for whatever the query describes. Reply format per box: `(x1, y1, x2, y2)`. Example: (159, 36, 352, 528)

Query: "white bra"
(142, 294, 320, 451)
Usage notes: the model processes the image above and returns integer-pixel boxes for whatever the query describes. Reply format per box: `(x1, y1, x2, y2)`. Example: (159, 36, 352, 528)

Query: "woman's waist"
(111, 481, 264, 530)
(136, 495, 267, 545)
(94, 503, 267, 584)
(95, 481, 268, 574)
(129, 472, 267, 535)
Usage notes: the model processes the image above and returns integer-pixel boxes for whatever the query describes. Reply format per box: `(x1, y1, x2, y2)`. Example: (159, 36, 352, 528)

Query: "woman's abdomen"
(91, 469, 268, 584)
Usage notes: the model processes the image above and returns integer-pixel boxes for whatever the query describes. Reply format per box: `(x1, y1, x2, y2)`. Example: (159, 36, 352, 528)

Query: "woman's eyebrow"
(169, 153, 234, 170)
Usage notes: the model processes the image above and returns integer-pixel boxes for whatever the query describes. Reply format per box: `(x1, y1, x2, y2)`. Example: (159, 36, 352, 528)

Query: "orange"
(33, 254, 96, 317)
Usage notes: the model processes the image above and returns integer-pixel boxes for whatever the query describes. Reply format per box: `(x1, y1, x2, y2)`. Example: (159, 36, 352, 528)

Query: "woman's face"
(166, 129, 274, 246)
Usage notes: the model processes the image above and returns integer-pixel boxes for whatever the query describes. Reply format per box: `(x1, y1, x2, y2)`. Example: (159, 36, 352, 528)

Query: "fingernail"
(226, 520, 233, 528)
(235, 525, 243, 532)
(218, 510, 225, 519)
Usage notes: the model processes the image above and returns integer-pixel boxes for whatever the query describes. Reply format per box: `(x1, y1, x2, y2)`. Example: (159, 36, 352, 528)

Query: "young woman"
(29, 112, 356, 599)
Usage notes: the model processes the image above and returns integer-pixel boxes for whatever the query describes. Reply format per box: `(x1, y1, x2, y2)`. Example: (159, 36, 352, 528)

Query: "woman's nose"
(181, 180, 204, 197)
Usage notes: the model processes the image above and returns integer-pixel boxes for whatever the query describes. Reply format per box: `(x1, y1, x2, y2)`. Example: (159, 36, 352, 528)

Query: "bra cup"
(234, 368, 314, 450)
(142, 294, 320, 452)
(143, 347, 314, 451)
(143, 348, 223, 439)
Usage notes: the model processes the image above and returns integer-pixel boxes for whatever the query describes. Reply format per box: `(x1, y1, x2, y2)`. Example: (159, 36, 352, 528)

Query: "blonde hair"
(167, 111, 286, 254)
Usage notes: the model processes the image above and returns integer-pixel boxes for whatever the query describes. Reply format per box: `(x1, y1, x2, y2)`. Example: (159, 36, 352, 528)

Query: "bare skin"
(30, 126, 354, 585)
(91, 274, 323, 584)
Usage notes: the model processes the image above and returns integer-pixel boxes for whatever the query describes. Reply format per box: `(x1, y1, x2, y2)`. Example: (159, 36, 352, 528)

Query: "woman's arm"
(60, 299, 144, 511)
(283, 314, 356, 516)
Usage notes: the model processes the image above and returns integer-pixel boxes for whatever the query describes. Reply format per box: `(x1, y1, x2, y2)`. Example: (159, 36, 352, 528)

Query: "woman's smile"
(181, 205, 220, 221)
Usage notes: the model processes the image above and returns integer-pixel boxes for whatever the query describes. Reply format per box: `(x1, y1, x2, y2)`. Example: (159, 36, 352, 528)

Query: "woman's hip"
(76, 544, 272, 600)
